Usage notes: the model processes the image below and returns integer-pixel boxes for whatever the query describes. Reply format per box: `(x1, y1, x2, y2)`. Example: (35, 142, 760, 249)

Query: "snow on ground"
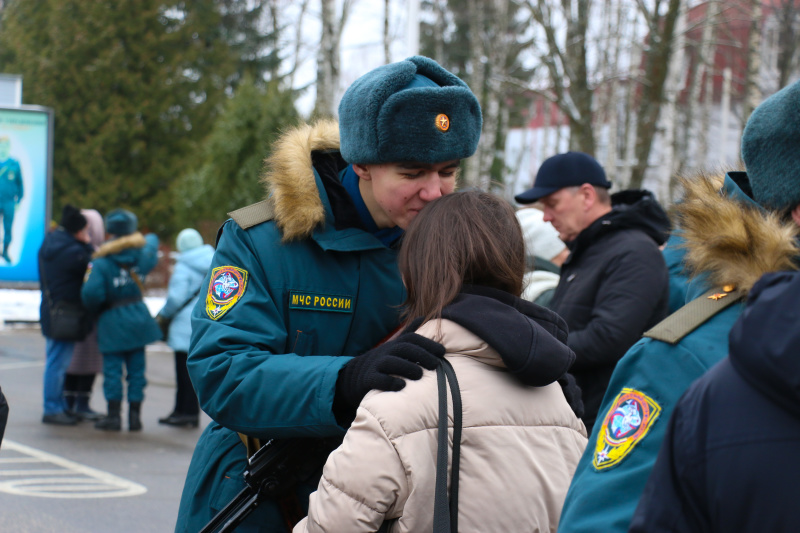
(0, 289, 166, 329)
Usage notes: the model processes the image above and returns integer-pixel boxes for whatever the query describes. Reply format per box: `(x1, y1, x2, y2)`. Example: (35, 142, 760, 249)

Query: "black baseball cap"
(515, 151, 611, 204)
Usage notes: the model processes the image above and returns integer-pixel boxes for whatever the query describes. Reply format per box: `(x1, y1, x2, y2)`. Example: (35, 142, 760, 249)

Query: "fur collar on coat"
(93, 232, 146, 259)
(259, 120, 340, 242)
(677, 171, 798, 294)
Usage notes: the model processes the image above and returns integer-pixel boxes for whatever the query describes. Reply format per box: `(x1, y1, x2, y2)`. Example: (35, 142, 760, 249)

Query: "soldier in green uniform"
(0, 136, 23, 263)
(175, 56, 482, 533)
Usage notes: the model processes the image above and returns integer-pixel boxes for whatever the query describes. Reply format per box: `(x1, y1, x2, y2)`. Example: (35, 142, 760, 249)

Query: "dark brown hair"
(399, 190, 525, 323)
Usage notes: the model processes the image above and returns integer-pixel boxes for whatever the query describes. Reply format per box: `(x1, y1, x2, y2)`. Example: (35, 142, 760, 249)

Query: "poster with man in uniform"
(0, 105, 52, 282)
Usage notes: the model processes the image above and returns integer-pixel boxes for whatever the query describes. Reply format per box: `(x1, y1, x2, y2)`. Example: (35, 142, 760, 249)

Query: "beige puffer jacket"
(294, 319, 588, 533)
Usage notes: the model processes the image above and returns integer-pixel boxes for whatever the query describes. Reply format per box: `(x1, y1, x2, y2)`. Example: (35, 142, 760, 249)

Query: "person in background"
(81, 209, 161, 432)
(156, 228, 214, 428)
(176, 55, 482, 533)
(516, 206, 569, 308)
(38, 205, 92, 425)
(514, 152, 671, 433)
(294, 191, 587, 533)
(630, 271, 800, 532)
(63, 209, 105, 421)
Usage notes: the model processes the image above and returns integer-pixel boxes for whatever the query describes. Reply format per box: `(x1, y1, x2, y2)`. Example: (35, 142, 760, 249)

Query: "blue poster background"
(0, 106, 52, 283)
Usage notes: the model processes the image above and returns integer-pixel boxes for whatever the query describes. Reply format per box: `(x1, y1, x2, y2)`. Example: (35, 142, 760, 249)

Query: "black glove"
(334, 333, 444, 414)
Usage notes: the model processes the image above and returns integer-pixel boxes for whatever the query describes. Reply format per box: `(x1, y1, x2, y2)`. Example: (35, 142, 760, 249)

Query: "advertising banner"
(0, 105, 53, 283)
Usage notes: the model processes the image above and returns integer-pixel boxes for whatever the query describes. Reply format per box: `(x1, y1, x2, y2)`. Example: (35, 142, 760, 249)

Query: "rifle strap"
(238, 433, 262, 458)
(122, 266, 146, 295)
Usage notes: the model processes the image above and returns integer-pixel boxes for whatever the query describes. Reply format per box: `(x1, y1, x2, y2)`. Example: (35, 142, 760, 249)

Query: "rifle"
(200, 438, 334, 533)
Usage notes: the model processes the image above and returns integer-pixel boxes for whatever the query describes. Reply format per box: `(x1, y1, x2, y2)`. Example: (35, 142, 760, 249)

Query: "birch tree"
(628, 0, 683, 189)
(776, 0, 800, 89)
(313, 0, 354, 118)
(525, 0, 595, 156)
(741, 0, 763, 127)
(686, 0, 719, 169)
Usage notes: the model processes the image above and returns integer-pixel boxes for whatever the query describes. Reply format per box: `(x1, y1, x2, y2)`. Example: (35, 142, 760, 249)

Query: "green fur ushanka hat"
(742, 78, 800, 212)
(105, 208, 138, 236)
(338, 55, 482, 165)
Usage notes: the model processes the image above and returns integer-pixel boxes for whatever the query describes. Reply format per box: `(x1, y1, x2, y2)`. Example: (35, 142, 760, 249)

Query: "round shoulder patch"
(592, 388, 661, 471)
(206, 266, 249, 320)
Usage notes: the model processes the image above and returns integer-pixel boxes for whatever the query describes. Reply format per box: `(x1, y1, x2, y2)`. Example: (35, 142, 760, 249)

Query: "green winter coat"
(177, 121, 407, 533)
(558, 172, 800, 533)
(81, 232, 161, 353)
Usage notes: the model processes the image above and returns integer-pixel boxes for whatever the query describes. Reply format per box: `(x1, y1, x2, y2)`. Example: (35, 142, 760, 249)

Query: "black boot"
(158, 412, 199, 428)
(95, 400, 122, 431)
(64, 391, 77, 418)
(129, 402, 142, 432)
(74, 393, 103, 421)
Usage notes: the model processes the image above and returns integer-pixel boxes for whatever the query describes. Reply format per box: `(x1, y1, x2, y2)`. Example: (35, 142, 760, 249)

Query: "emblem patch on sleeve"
(592, 388, 661, 471)
(206, 266, 249, 320)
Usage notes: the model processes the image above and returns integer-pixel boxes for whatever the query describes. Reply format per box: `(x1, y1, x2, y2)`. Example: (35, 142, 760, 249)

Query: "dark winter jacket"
(81, 232, 161, 353)
(630, 270, 800, 533)
(38, 227, 93, 338)
(550, 189, 670, 430)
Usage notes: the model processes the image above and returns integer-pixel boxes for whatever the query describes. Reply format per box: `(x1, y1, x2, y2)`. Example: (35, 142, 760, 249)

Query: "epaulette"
(216, 200, 276, 247)
(643, 286, 745, 345)
(228, 200, 275, 230)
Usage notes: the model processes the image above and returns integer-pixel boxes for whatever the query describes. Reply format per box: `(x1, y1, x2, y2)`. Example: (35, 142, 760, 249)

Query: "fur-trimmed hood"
(677, 171, 799, 295)
(93, 232, 146, 261)
(259, 120, 340, 241)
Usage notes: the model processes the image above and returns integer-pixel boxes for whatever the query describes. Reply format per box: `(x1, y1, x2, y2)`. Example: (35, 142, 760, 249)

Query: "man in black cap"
(38, 204, 93, 425)
(515, 152, 670, 431)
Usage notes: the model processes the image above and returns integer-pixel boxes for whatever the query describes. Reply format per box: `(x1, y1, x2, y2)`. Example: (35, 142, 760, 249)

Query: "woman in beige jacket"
(294, 191, 588, 533)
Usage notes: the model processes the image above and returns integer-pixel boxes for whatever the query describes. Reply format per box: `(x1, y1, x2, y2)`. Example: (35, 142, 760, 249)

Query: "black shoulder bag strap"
(38, 253, 55, 309)
(166, 284, 203, 319)
(433, 358, 462, 533)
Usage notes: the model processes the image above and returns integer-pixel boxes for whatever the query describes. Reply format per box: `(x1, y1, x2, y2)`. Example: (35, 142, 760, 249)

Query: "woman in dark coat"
(63, 209, 105, 420)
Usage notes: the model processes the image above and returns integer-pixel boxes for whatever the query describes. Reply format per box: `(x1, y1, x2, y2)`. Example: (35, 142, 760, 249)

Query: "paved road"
(0, 326, 212, 533)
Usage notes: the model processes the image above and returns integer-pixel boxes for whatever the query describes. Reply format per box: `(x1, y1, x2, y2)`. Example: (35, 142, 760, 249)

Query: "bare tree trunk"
(741, 0, 763, 128)
(384, 0, 391, 64)
(565, 0, 594, 154)
(719, 67, 732, 163)
(696, 53, 714, 166)
(432, 0, 446, 64)
(462, 0, 486, 188)
(313, 0, 352, 119)
(479, 0, 514, 190)
(689, 0, 719, 168)
(526, 0, 595, 156)
(628, 0, 683, 190)
(777, 0, 800, 89)
(662, 4, 687, 201)
(619, 8, 640, 189)
(288, 0, 310, 89)
(313, 0, 337, 118)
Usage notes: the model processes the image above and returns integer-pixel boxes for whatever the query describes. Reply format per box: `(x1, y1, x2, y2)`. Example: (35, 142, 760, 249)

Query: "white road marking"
(0, 440, 147, 498)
